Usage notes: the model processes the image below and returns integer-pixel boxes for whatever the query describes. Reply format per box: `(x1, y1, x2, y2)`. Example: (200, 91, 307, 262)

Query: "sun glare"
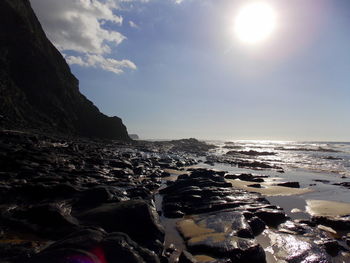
(234, 2, 277, 44)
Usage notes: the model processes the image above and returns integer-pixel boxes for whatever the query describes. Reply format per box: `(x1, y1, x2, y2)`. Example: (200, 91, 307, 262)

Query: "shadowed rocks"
(29, 228, 160, 263)
(77, 200, 165, 253)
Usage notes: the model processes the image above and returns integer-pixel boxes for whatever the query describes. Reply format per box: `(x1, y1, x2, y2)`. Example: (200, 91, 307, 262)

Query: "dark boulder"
(1, 203, 79, 239)
(29, 228, 160, 263)
(254, 208, 288, 227)
(77, 200, 164, 253)
(247, 216, 266, 236)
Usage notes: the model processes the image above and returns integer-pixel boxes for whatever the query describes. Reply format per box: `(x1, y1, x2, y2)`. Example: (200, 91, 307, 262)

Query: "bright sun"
(234, 2, 277, 44)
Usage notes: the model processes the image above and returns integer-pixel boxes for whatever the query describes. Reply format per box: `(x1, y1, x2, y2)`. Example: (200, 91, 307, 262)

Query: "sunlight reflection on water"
(209, 140, 350, 177)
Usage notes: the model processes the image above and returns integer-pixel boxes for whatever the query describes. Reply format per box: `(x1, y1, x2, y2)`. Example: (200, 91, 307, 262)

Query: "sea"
(208, 140, 350, 178)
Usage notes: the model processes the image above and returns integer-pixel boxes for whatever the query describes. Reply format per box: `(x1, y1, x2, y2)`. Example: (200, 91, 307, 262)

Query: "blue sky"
(31, 0, 350, 140)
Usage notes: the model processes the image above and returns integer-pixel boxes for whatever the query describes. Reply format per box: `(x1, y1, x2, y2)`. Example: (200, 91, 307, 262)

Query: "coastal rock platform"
(0, 129, 349, 262)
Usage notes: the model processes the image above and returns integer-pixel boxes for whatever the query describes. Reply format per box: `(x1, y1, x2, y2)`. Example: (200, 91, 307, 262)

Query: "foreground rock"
(30, 228, 160, 263)
(161, 169, 286, 227)
(161, 169, 278, 262)
(1, 130, 349, 262)
(160, 168, 345, 262)
(0, 130, 215, 262)
(177, 212, 265, 262)
(77, 200, 164, 253)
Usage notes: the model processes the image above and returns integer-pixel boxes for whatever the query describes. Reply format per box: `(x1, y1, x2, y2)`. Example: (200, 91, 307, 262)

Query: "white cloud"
(30, 0, 137, 74)
(66, 54, 136, 74)
(129, 20, 140, 29)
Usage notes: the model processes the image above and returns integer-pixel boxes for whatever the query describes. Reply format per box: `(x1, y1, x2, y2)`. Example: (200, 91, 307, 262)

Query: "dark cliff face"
(0, 0, 130, 140)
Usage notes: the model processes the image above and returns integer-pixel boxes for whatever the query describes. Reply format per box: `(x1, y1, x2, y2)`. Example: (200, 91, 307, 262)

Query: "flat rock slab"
(187, 233, 265, 262)
(266, 230, 332, 263)
(176, 210, 265, 262)
(195, 211, 253, 238)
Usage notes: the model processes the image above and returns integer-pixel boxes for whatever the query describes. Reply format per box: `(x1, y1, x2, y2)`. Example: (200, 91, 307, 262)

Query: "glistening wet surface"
(156, 164, 350, 262)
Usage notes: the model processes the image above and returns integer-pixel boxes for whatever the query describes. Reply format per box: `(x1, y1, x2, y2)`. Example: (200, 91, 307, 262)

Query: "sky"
(29, 0, 350, 141)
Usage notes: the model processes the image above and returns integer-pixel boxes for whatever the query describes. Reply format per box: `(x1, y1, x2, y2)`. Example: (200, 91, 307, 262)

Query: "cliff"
(0, 0, 130, 140)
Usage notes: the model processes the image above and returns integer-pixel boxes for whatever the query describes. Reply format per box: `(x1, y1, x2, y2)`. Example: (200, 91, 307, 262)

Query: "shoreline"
(1, 129, 350, 262)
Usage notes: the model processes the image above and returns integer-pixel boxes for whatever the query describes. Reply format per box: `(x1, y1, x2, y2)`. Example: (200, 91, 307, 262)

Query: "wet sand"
(227, 178, 313, 196)
(306, 199, 350, 217)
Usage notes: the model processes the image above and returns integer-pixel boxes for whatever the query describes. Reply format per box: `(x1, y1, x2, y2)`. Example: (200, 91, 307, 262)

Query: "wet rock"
(109, 160, 133, 170)
(128, 186, 153, 200)
(30, 228, 160, 263)
(31, 248, 101, 263)
(247, 217, 266, 236)
(323, 156, 343, 160)
(165, 210, 185, 218)
(248, 184, 261, 188)
(188, 169, 226, 178)
(162, 169, 274, 224)
(178, 250, 198, 263)
(276, 182, 300, 188)
(75, 186, 128, 208)
(103, 232, 160, 263)
(77, 200, 164, 253)
(167, 138, 216, 154)
(0, 242, 36, 263)
(196, 211, 254, 239)
(312, 216, 350, 231)
(13, 183, 80, 201)
(176, 209, 265, 263)
(165, 243, 177, 254)
(254, 208, 288, 227)
(1, 203, 79, 239)
(110, 167, 134, 177)
(315, 239, 344, 256)
(187, 233, 266, 263)
(278, 221, 314, 236)
(225, 173, 266, 182)
(266, 230, 332, 262)
(345, 233, 350, 247)
(333, 182, 350, 189)
(234, 160, 282, 170)
(314, 179, 331, 184)
(226, 150, 276, 156)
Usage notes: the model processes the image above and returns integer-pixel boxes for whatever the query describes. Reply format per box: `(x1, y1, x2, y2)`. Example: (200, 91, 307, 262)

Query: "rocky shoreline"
(1, 129, 350, 262)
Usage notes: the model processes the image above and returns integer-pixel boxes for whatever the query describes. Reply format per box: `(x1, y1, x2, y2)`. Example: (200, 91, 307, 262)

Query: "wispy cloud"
(66, 54, 136, 74)
(129, 20, 140, 29)
(30, 0, 138, 74)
